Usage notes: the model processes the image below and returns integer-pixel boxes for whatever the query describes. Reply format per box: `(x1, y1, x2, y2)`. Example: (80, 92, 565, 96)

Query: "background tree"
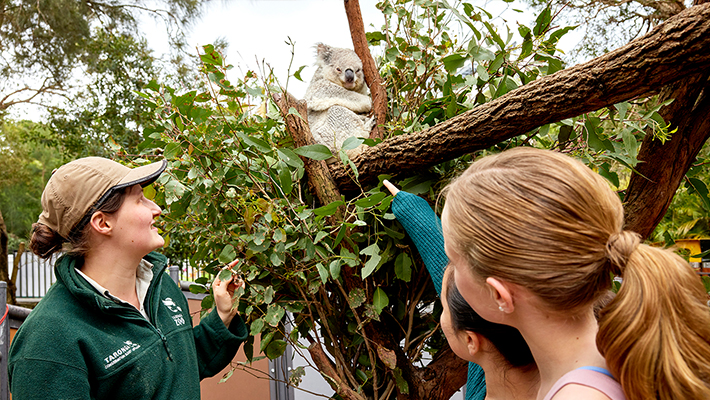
(0, 0, 210, 273)
(0, 119, 64, 305)
(46, 28, 160, 158)
(522, 0, 693, 60)
(0, 0, 201, 113)
(0, 120, 64, 240)
(133, 2, 710, 399)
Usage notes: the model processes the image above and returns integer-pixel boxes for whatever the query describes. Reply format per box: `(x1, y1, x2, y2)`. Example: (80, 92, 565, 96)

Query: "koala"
(303, 43, 375, 155)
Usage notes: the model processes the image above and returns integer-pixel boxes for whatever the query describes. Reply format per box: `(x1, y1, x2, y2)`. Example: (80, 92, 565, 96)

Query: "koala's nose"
(344, 69, 354, 83)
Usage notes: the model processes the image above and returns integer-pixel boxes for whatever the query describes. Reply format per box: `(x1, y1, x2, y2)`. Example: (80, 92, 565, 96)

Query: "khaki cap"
(38, 157, 167, 238)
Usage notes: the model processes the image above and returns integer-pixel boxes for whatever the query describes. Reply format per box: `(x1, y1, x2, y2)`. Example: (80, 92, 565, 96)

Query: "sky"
(144, 0, 388, 99)
(140, 0, 560, 98)
(9, 0, 579, 121)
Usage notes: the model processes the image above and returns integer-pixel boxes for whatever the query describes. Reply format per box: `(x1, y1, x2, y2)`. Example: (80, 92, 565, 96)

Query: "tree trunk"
(308, 342, 367, 400)
(622, 0, 710, 238)
(272, 92, 344, 218)
(0, 211, 9, 303)
(331, 3, 710, 193)
(415, 345, 469, 399)
(344, 0, 387, 140)
(624, 73, 710, 238)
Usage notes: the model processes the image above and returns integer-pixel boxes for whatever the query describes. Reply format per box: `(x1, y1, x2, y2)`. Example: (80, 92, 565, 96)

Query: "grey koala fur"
(303, 43, 375, 154)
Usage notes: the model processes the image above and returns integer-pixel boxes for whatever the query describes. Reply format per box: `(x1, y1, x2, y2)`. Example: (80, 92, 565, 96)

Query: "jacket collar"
(54, 251, 169, 312)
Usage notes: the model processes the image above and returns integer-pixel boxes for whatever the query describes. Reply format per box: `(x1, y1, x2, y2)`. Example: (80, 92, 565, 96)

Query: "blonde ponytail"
(597, 244, 710, 400)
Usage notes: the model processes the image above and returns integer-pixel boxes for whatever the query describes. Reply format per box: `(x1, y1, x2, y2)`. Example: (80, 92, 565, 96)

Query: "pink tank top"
(543, 367, 626, 400)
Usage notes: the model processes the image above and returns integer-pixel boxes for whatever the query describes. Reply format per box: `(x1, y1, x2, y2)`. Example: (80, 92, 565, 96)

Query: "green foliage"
(0, 120, 65, 239)
(651, 141, 710, 245)
(519, 0, 686, 61)
(372, 0, 668, 190)
(374, 1, 573, 134)
(47, 28, 158, 159)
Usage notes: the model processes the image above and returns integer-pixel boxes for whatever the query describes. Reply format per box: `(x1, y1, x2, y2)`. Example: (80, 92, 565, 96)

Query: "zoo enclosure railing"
(8, 251, 210, 299)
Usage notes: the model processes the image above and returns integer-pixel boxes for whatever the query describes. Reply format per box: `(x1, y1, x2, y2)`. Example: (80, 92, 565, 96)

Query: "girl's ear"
(89, 211, 113, 236)
(486, 277, 515, 314)
(465, 331, 482, 357)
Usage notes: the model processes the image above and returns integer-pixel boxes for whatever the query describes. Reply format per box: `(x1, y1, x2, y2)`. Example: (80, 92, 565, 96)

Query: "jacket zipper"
(104, 287, 174, 361)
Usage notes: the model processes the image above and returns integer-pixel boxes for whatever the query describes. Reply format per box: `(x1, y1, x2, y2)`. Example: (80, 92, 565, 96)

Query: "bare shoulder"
(552, 383, 612, 400)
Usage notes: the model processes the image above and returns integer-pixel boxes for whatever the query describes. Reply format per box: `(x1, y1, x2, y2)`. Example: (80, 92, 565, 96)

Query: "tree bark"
(622, 0, 710, 238)
(415, 345, 469, 399)
(344, 0, 387, 140)
(330, 3, 710, 193)
(308, 342, 367, 400)
(624, 72, 710, 238)
(0, 211, 8, 301)
(272, 92, 344, 221)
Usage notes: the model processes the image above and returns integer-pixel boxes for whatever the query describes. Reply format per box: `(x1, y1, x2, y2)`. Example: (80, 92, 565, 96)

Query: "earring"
(498, 305, 504, 312)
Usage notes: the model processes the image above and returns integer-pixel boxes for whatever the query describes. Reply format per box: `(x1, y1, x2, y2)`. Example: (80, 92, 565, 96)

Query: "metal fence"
(8, 251, 210, 299)
(9, 251, 59, 299)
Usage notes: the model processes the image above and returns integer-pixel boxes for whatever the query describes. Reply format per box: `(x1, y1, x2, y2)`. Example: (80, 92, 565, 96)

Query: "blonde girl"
(441, 147, 710, 400)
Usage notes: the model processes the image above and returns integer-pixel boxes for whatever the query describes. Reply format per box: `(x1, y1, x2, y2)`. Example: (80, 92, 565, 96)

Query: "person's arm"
(191, 259, 249, 379)
(384, 181, 488, 400)
(384, 180, 447, 295)
(192, 307, 248, 379)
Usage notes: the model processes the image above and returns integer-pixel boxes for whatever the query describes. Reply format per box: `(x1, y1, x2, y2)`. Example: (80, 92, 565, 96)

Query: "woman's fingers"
(383, 180, 400, 196)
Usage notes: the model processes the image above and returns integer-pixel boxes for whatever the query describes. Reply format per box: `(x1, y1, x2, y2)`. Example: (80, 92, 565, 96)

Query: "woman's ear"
(89, 211, 113, 236)
(465, 331, 481, 357)
(486, 277, 514, 313)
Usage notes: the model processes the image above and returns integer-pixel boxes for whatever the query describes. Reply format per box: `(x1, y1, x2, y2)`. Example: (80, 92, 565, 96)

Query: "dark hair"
(445, 270, 535, 369)
(30, 188, 129, 259)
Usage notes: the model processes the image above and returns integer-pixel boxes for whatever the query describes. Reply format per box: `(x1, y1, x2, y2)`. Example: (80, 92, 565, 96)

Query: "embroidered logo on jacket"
(162, 297, 185, 326)
(104, 341, 141, 369)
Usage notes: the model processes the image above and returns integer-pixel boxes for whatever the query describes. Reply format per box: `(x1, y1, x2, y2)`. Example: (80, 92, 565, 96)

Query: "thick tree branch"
(272, 92, 344, 219)
(344, 0, 387, 140)
(411, 344, 468, 399)
(0, 212, 8, 304)
(330, 3, 710, 192)
(308, 342, 367, 400)
(624, 72, 710, 238)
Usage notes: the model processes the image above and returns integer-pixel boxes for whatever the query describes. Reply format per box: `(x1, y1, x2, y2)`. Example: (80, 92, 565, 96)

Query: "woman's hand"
(212, 259, 245, 327)
(383, 180, 400, 196)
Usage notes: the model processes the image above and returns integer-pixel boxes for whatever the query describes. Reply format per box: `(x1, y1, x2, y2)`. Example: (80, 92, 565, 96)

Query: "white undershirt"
(76, 259, 154, 319)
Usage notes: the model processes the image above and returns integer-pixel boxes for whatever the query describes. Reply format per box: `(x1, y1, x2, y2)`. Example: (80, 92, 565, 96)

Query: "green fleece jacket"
(391, 191, 486, 400)
(8, 251, 248, 400)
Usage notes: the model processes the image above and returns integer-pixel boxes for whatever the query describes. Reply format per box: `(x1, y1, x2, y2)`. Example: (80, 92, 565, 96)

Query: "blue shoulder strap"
(578, 366, 615, 379)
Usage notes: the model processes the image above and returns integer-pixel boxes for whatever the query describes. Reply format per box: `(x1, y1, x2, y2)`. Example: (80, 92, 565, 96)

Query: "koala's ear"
(317, 43, 332, 64)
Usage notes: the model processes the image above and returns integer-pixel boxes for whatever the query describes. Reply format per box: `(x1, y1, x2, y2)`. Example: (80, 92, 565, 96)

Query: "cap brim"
(114, 159, 167, 190)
